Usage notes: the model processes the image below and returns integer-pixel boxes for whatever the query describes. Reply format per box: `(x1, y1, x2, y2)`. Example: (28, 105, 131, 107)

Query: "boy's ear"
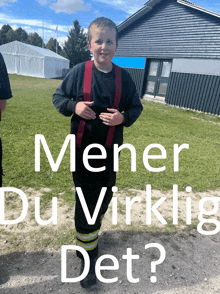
(87, 42, 91, 50)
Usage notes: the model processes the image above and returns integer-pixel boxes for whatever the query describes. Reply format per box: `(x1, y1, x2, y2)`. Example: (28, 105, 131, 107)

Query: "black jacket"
(0, 53, 12, 100)
(53, 62, 143, 146)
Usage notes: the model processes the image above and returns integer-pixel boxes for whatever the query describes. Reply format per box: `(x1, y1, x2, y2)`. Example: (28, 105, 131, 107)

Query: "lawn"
(1, 74, 220, 253)
(1, 74, 220, 205)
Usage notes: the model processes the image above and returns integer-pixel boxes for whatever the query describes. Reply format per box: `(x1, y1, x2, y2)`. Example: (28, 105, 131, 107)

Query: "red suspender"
(76, 61, 93, 148)
(76, 60, 122, 148)
(105, 64, 121, 148)
(83, 60, 93, 102)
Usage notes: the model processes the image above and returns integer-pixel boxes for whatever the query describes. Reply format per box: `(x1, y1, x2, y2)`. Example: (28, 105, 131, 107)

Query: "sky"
(0, 0, 220, 48)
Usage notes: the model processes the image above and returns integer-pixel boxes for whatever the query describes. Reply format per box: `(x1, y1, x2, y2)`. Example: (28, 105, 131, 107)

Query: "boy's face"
(88, 24, 118, 69)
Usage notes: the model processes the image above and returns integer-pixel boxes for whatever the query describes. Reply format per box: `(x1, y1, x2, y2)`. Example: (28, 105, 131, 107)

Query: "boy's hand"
(75, 101, 96, 120)
(99, 108, 124, 126)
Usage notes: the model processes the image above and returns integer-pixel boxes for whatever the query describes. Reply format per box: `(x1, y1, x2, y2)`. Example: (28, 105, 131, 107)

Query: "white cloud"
(112, 0, 126, 5)
(92, 0, 125, 6)
(52, 0, 91, 14)
(57, 35, 68, 47)
(10, 24, 18, 30)
(25, 27, 67, 44)
(0, 13, 73, 44)
(0, 13, 70, 33)
(0, 0, 16, 6)
(93, 10, 102, 16)
(0, 11, 90, 44)
(94, 0, 143, 15)
(94, 0, 126, 4)
(22, 25, 33, 32)
(127, 5, 142, 14)
(36, 0, 53, 6)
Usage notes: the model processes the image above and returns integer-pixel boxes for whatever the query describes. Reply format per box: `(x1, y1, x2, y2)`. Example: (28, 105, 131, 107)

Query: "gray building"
(115, 0, 220, 115)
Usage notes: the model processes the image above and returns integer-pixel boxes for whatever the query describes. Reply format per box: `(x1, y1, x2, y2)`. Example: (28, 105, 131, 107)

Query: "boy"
(53, 17, 143, 288)
(0, 53, 13, 187)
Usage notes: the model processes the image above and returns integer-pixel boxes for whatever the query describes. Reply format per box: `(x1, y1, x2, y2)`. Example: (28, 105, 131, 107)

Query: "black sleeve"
(0, 53, 12, 100)
(52, 62, 85, 117)
(121, 68, 143, 127)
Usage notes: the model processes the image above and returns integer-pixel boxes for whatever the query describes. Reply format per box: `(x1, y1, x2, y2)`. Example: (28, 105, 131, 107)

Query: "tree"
(46, 37, 62, 55)
(14, 27, 28, 43)
(4, 27, 28, 43)
(1, 24, 12, 34)
(63, 19, 90, 67)
(6, 29, 16, 43)
(0, 25, 43, 46)
(28, 32, 44, 47)
(0, 32, 7, 45)
(0, 24, 12, 45)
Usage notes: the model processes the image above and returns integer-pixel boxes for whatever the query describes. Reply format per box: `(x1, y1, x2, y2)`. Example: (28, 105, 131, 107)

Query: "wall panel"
(166, 72, 220, 114)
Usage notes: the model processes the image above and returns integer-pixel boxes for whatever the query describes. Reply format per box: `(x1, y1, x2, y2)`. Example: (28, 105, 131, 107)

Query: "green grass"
(120, 102, 220, 192)
(1, 74, 220, 204)
(1, 74, 220, 253)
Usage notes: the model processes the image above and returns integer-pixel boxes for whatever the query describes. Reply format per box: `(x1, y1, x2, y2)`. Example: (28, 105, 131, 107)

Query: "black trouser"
(74, 186, 114, 258)
(72, 143, 116, 259)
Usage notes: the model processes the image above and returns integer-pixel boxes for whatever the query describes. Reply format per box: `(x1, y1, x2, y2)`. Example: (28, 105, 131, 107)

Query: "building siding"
(172, 58, 220, 75)
(166, 72, 220, 114)
(116, 0, 220, 59)
(122, 67, 145, 97)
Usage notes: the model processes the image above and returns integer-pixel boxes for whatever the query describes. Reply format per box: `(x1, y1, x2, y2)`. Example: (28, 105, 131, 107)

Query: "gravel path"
(0, 228, 220, 294)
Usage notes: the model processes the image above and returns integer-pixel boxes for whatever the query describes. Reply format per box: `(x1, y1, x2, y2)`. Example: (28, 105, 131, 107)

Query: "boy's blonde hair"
(87, 17, 118, 44)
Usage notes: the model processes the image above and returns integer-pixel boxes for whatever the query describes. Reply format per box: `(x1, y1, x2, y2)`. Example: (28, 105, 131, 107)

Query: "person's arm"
(0, 100, 7, 112)
(52, 68, 78, 117)
(52, 63, 96, 119)
(0, 53, 12, 100)
(120, 69, 143, 127)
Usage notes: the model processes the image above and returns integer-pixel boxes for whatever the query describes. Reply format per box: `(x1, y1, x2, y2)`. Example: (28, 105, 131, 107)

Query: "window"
(145, 59, 172, 97)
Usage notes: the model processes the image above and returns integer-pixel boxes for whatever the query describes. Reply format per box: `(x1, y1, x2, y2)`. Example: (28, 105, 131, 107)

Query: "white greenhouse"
(0, 41, 69, 78)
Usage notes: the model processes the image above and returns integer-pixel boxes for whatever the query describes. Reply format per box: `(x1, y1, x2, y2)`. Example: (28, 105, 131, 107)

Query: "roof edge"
(118, 0, 162, 32)
(118, 6, 151, 32)
(0, 40, 69, 61)
(177, 0, 220, 19)
(118, 0, 220, 34)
